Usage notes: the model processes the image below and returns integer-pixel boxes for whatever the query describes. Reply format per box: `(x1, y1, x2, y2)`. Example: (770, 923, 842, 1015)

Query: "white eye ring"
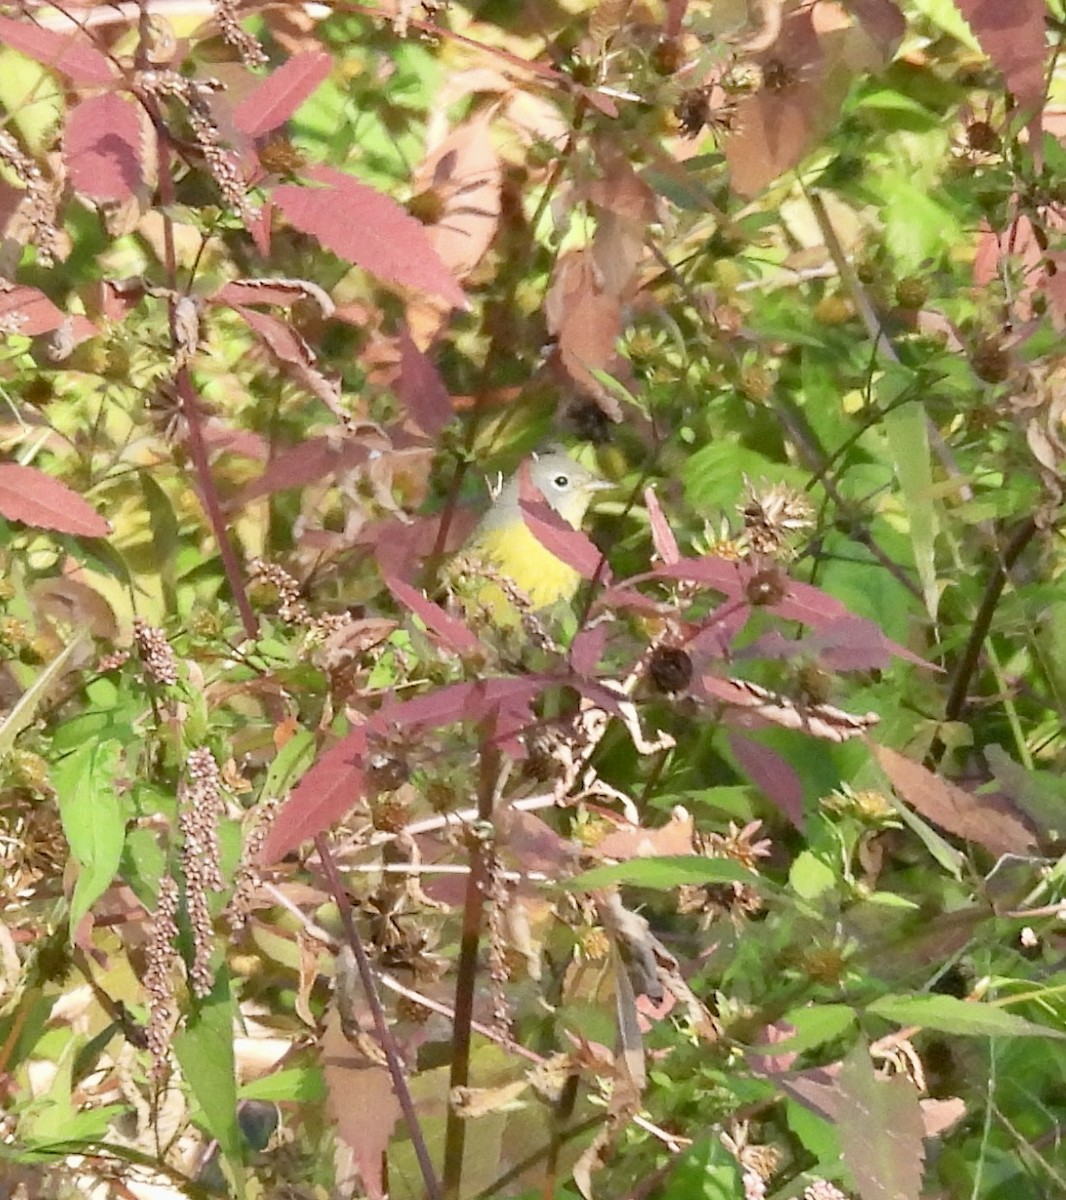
(552, 474, 570, 489)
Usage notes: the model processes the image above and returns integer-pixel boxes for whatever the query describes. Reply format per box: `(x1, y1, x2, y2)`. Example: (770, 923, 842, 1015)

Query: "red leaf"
(722, 9, 829, 197)
(644, 485, 679, 565)
(65, 93, 143, 202)
(258, 728, 367, 864)
(232, 305, 340, 409)
(260, 677, 545, 862)
(322, 1008, 399, 1200)
(0, 286, 65, 336)
(847, 0, 905, 50)
(410, 108, 502, 280)
(544, 248, 623, 407)
(0, 464, 110, 537)
(384, 576, 482, 656)
(234, 436, 371, 505)
(838, 1043, 925, 1200)
(954, 0, 1046, 114)
(0, 14, 116, 84)
(371, 677, 542, 734)
(873, 744, 1037, 858)
(728, 732, 804, 830)
(235, 304, 313, 365)
(214, 279, 332, 310)
(518, 465, 609, 584)
(570, 623, 608, 676)
(233, 51, 333, 137)
(272, 166, 467, 308)
(395, 326, 454, 437)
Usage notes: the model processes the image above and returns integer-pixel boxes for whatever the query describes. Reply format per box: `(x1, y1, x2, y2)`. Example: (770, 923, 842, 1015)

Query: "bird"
(449, 449, 611, 627)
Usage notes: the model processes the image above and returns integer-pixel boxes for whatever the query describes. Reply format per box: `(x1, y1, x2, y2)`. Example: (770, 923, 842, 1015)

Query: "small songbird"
(451, 450, 611, 626)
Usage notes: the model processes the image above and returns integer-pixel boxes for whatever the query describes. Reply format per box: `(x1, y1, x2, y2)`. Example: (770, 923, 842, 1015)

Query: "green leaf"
(564, 856, 760, 892)
(867, 994, 1066, 1038)
(838, 1040, 925, 1200)
(174, 970, 245, 1196)
(261, 726, 316, 799)
(880, 374, 938, 619)
(789, 850, 836, 900)
(239, 1066, 326, 1104)
(753, 1005, 856, 1056)
(140, 470, 180, 611)
(0, 637, 86, 758)
(659, 1136, 745, 1200)
(51, 739, 127, 935)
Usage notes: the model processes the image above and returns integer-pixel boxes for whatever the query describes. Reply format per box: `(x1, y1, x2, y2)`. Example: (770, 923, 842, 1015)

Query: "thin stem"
(314, 834, 443, 1200)
(441, 727, 502, 1199)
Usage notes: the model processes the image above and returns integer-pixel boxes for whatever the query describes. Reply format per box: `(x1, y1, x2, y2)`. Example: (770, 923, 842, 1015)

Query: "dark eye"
(553, 474, 570, 489)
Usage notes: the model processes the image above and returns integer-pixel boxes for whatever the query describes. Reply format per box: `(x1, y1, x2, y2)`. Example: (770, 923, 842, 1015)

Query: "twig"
(314, 834, 442, 1200)
(441, 725, 503, 1199)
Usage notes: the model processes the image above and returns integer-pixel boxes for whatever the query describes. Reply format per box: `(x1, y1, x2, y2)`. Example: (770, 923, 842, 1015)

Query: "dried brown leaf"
(873, 744, 1037, 857)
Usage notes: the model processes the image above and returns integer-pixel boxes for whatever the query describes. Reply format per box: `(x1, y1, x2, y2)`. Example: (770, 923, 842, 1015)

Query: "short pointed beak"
(585, 478, 614, 492)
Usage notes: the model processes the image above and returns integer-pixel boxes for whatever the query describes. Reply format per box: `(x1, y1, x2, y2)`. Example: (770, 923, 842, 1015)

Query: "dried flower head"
(741, 479, 814, 559)
(133, 617, 179, 686)
(680, 821, 770, 926)
(822, 785, 896, 825)
(675, 85, 738, 139)
(136, 70, 259, 226)
(0, 131, 59, 266)
(179, 747, 225, 997)
(144, 877, 180, 1083)
(211, 0, 267, 66)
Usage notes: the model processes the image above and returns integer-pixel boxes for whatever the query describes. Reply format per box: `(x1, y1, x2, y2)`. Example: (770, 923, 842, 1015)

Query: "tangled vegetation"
(2, 0, 1066, 1197)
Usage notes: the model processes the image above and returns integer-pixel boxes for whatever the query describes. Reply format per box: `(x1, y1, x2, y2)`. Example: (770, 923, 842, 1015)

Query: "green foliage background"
(2, 0, 1066, 1198)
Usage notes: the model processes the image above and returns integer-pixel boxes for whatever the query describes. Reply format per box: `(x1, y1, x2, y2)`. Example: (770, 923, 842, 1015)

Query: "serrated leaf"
(234, 51, 333, 137)
(51, 739, 126, 934)
(868, 993, 1065, 1038)
(565, 856, 760, 891)
(272, 166, 467, 308)
(753, 1005, 856, 1056)
(0, 464, 110, 537)
(838, 1040, 924, 1200)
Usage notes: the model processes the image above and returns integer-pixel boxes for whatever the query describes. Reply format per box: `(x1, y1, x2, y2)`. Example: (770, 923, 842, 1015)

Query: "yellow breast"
(463, 520, 581, 623)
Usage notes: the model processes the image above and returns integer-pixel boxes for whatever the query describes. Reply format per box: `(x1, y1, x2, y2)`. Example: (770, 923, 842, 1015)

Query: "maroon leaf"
(258, 728, 367, 864)
(0, 286, 65, 336)
(322, 1008, 399, 1200)
(570, 624, 608, 677)
(746, 618, 933, 672)
(233, 305, 340, 409)
(728, 731, 804, 830)
(395, 326, 454, 437)
(518, 465, 609, 584)
(838, 1042, 925, 1200)
(65, 94, 143, 202)
(384, 576, 482, 656)
(214, 278, 333, 311)
(848, 0, 906, 50)
(233, 51, 333, 137)
(0, 464, 110, 537)
(954, 0, 1046, 115)
(0, 15, 116, 84)
(260, 677, 545, 862)
(371, 677, 542, 735)
(645, 485, 679, 565)
(234, 436, 372, 505)
(873, 744, 1037, 858)
(272, 166, 467, 308)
